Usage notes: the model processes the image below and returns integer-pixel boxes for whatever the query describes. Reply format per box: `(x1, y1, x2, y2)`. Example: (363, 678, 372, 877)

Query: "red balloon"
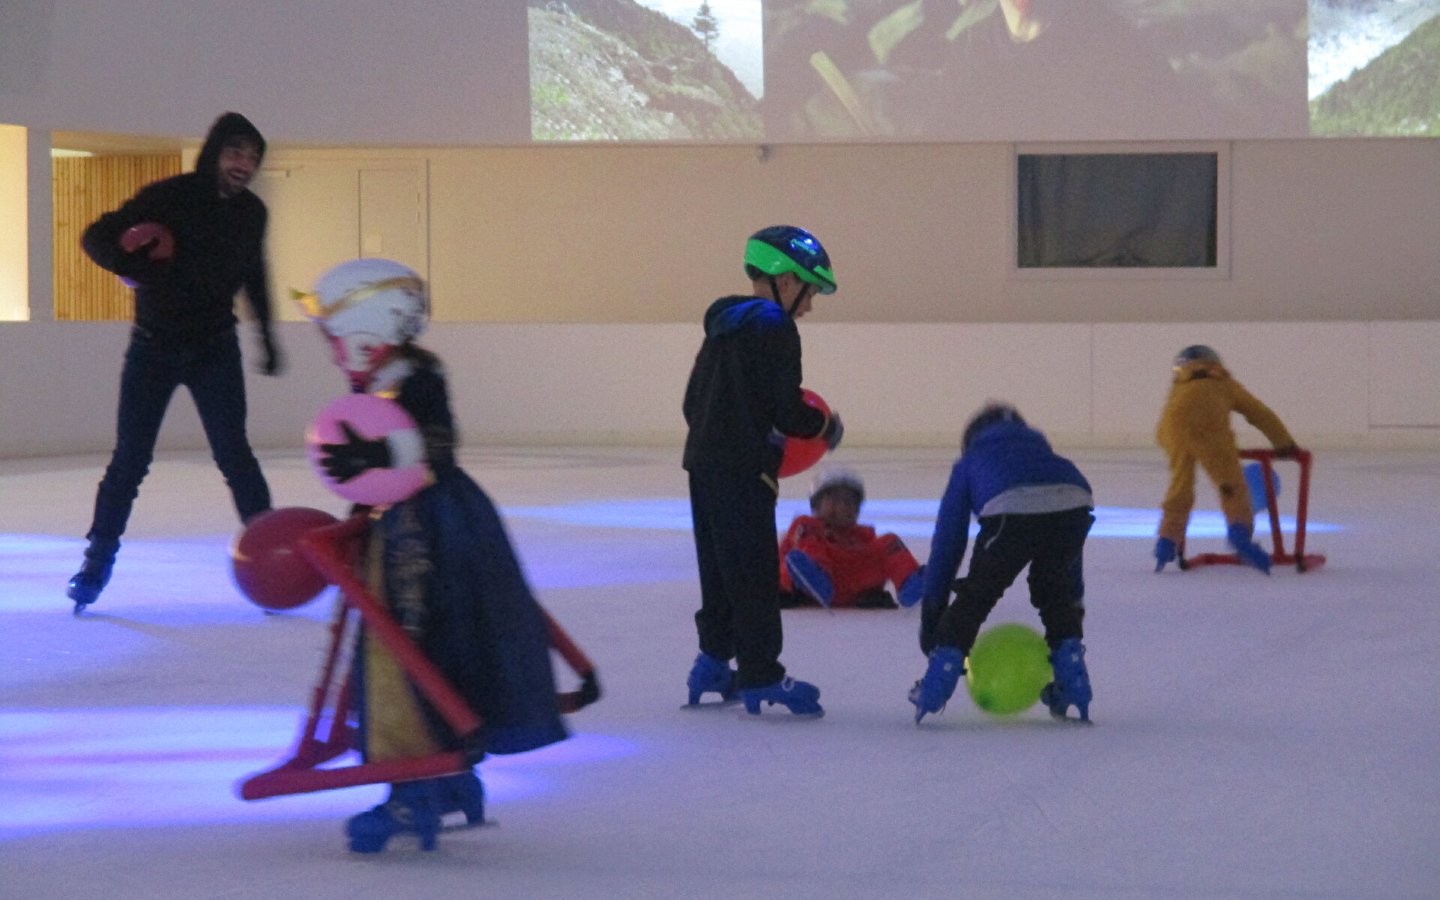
(231, 507, 340, 611)
(778, 389, 832, 478)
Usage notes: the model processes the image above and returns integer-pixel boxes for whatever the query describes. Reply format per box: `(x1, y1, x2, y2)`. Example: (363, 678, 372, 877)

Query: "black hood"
(193, 112, 266, 184)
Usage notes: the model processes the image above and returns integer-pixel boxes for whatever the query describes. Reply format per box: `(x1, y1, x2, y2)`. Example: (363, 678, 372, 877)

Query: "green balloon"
(965, 623, 1052, 716)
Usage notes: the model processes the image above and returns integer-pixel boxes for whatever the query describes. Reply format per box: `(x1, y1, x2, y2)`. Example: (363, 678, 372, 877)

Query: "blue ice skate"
(740, 676, 823, 716)
(785, 550, 834, 607)
(909, 646, 965, 724)
(346, 780, 443, 853)
(435, 770, 485, 826)
(897, 566, 925, 608)
(1040, 638, 1092, 723)
(686, 652, 738, 706)
(1153, 537, 1177, 573)
(1227, 523, 1272, 575)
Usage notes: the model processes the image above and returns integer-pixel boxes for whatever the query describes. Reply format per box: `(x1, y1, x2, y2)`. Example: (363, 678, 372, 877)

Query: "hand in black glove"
(1273, 443, 1299, 460)
(821, 411, 844, 451)
(319, 421, 391, 483)
(259, 331, 284, 377)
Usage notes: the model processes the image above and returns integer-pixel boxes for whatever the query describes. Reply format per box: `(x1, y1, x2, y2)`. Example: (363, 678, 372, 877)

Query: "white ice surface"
(1, 447, 1436, 900)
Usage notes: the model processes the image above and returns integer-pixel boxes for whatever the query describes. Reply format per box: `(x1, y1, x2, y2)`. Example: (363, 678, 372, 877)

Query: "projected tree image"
(529, 0, 763, 140)
(761, 0, 1308, 141)
(1309, 0, 1440, 136)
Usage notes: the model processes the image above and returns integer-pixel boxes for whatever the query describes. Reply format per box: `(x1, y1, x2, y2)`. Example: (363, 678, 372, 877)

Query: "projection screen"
(528, 0, 1440, 142)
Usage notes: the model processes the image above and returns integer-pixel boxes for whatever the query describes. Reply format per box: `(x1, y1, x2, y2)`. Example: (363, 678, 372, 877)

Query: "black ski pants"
(86, 327, 271, 553)
(688, 468, 786, 690)
(928, 507, 1093, 656)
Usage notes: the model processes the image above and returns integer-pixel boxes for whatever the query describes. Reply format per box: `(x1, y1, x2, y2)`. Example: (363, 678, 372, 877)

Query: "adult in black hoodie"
(67, 112, 282, 612)
(681, 226, 843, 716)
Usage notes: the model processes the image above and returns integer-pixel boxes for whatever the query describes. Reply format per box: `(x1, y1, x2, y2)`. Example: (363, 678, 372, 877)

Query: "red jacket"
(778, 515, 920, 607)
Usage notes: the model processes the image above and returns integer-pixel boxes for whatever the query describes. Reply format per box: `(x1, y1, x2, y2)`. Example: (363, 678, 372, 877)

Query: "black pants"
(86, 328, 271, 550)
(928, 507, 1093, 656)
(688, 468, 785, 690)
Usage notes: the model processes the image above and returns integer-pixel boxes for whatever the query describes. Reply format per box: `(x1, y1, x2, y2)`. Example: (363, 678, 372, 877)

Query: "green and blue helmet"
(744, 226, 836, 295)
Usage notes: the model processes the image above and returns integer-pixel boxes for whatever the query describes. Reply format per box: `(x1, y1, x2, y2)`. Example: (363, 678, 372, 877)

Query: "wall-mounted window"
(1014, 145, 1229, 278)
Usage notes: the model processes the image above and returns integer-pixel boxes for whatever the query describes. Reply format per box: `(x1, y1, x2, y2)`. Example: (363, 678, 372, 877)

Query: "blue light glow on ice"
(500, 500, 1340, 540)
(0, 707, 636, 840)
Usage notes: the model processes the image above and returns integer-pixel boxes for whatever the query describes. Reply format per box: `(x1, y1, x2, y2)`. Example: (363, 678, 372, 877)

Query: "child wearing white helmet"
(296, 259, 583, 853)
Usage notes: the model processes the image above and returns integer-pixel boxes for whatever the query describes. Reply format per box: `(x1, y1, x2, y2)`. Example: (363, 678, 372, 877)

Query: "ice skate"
(1153, 537, 1177, 573)
(346, 780, 443, 853)
(435, 770, 485, 828)
(784, 550, 834, 607)
(1041, 638, 1093, 723)
(909, 646, 965, 724)
(67, 541, 117, 614)
(897, 566, 925, 608)
(1227, 523, 1272, 574)
(739, 676, 822, 717)
(685, 652, 738, 706)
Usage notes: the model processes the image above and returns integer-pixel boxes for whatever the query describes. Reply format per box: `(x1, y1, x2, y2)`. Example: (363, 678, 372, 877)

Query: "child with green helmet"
(682, 226, 843, 717)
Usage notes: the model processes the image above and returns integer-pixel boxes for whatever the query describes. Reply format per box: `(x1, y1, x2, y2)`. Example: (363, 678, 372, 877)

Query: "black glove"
(319, 421, 391, 483)
(577, 671, 602, 708)
(1273, 443, 1299, 460)
(259, 331, 284, 377)
(821, 411, 844, 451)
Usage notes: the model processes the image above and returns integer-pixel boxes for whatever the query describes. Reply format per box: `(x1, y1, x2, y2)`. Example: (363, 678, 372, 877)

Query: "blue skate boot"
(1153, 537, 1177, 573)
(1227, 523, 1271, 574)
(897, 565, 925, 608)
(686, 652, 737, 706)
(739, 676, 823, 716)
(908, 646, 965, 724)
(785, 550, 834, 607)
(346, 779, 443, 853)
(1040, 638, 1093, 723)
(435, 770, 485, 826)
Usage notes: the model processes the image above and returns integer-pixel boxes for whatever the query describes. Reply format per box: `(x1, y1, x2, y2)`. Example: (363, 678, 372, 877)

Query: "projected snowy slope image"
(529, 0, 763, 140)
(1309, 0, 1440, 136)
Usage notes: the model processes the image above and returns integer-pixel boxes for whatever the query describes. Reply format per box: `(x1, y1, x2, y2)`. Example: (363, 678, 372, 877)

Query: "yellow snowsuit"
(1156, 360, 1295, 545)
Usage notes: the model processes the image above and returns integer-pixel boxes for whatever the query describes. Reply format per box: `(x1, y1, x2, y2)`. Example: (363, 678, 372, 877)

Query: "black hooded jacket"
(682, 295, 828, 478)
(82, 112, 273, 344)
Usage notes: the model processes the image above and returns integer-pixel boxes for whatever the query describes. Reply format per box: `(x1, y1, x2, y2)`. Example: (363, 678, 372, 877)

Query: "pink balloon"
(306, 394, 430, 505)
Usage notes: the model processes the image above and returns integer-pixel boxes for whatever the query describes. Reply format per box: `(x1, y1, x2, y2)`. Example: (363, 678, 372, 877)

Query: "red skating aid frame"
(238, 514, 598, 801)
(1179, 448, 1327, 574)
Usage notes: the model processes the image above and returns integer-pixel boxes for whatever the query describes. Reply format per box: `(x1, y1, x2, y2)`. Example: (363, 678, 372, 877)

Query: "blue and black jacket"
(921, 421, 1093, 606)
(682, 295, 827, 481)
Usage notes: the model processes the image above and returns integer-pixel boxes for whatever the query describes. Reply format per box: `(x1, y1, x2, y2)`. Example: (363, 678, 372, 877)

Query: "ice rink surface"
(2, 446, 1436, 900)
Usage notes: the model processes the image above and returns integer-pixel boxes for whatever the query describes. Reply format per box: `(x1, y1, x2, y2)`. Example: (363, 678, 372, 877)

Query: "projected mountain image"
(762, 0, 1309, 141)
(1309, 0, 1440, 136)
(530, 0, 763, 140)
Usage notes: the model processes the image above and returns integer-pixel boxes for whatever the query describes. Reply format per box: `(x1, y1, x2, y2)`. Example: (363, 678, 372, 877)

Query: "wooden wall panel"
(52, 156, 181, 320)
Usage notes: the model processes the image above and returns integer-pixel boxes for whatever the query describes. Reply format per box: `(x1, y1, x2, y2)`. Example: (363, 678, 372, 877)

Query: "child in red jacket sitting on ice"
(779, 470, 924, 609)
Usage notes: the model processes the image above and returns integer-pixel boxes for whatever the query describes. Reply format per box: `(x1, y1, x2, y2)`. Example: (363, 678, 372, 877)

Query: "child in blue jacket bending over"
(910, 403, 1096, 723)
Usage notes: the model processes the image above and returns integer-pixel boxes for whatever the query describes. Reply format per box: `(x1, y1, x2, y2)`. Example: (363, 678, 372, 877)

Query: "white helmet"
(297, 259, 429, 391)
(299, 258, 429, 343)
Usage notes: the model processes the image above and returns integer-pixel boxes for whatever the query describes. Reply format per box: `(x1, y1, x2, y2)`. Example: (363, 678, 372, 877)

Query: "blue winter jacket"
(921, 421, 1092, 606)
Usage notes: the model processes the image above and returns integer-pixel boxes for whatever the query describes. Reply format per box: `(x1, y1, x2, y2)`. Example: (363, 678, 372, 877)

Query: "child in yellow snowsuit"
(1154, 345, 1298, 574)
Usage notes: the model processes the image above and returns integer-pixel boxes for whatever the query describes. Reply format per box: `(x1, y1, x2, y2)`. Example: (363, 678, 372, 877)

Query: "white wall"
(1, 320, 1434, 459)
(0, 0, 528, 144)
(0, 125, 28, 321)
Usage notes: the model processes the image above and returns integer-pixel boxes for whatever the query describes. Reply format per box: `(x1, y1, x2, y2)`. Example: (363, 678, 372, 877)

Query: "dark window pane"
(1017, 153, 1217, 268)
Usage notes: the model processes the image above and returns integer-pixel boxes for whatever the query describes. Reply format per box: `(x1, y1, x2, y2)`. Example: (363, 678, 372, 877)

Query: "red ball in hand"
(119, 222, 175, 260)
(778, 389, 831, 479)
